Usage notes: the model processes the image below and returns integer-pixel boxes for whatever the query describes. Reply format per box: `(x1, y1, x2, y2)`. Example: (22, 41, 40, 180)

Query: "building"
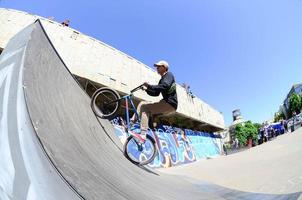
(280, 83, 302, 118)
(0, 8, 225, 132)
(228, 109, 246, 142)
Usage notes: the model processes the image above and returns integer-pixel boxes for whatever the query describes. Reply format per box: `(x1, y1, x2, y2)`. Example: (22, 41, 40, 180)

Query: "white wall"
(0, 8, 225, 129)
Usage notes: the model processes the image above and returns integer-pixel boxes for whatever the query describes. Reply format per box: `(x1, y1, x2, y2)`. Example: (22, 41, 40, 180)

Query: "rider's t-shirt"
(146, 72, 178, 109)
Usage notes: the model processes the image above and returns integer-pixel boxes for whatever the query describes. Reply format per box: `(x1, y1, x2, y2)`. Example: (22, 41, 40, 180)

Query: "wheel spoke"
(91, 88, 120, 119)
(95, 91, 118, 116)
(125, 136, 157, 165)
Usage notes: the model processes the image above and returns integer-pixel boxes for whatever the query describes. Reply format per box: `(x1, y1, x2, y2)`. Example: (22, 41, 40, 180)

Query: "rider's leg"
(139, 100, 176, 139)
(139, 109, 150, 140)
(130, 101, 149, 123)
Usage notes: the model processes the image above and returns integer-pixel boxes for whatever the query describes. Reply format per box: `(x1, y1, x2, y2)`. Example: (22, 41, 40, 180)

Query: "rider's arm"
(146, 88, 160, 96)
(147, 72, 174, 93)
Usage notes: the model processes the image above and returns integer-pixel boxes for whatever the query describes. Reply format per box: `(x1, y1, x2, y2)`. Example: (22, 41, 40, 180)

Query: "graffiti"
(148, 125, 195, 168)
(111, 117, 222, 168)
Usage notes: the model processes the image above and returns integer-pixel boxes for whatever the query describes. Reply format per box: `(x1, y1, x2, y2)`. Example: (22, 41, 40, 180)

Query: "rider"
(132, 60, 178, 141)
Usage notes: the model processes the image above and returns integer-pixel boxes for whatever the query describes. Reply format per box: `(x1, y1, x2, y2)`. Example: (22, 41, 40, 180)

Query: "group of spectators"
(226, 119, 299, 154)
(47, 16, 70, 27)
(181, 83, 195, 98)
(258, 120, 290, 144)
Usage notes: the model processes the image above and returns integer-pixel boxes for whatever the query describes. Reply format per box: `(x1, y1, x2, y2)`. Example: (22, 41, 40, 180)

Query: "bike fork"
(124, 97, 131, 132)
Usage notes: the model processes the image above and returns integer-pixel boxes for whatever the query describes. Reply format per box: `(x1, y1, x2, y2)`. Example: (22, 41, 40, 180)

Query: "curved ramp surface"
(0, 23, 81, 200)
(1, 20, 301, 200)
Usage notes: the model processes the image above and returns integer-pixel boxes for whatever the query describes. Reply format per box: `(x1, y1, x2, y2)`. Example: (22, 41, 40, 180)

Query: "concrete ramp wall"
(0, 22, 80, 200)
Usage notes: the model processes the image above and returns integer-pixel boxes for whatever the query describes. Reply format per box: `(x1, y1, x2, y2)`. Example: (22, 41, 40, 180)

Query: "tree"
(234, 123, 247, 147)
(274, 112, 285, 122)
(234, 121, 258, 147)
(289, 93, 301, 117)
(245, 121, 258, 140)
(253, 123, 262, 131)
(300, 94, 302, 111)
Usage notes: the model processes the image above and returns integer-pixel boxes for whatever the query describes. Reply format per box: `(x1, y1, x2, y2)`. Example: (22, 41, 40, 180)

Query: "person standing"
(235, 137, 239, 149)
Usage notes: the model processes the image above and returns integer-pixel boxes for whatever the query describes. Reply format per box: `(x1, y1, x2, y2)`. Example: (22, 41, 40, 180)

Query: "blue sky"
(1, 0, 302, 126)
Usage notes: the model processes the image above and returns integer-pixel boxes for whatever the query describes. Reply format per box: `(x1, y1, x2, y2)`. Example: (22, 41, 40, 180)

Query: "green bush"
(289, 93, 302, 117)
(234, 121, 258, 146)
(225, 143, 232, 149)
(235, 124, 247, 147)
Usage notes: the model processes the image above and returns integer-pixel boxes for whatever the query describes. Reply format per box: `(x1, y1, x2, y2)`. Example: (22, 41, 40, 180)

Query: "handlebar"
(130, 84, 145, 93)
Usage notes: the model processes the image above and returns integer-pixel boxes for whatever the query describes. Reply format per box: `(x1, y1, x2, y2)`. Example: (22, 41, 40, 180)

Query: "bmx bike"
(91, 84, 158, 165)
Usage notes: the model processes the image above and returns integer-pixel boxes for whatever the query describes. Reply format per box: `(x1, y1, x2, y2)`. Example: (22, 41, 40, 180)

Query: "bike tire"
(91, 87, 121, 119)
(123, 134, 158, 166)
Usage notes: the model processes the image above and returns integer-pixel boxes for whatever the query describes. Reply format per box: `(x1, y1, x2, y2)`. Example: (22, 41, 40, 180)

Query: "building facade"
(0, 8, 225, 132)
(281, 83, 302, 118)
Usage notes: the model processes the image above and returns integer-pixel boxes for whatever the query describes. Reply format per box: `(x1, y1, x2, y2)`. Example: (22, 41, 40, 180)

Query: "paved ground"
(158, 127, 302, 195)
(226, 146, 249, 155)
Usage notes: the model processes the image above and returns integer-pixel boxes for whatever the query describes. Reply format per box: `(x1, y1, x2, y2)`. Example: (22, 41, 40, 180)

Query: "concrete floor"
(158, 127, 302, 195)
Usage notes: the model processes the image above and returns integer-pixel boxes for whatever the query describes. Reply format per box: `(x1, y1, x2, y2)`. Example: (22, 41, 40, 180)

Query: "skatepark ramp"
(0, 20, 301, 200)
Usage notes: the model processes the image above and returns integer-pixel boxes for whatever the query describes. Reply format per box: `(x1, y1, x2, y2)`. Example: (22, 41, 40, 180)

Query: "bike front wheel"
(123, 134, 158, 165)
(91, 87, 121, 119)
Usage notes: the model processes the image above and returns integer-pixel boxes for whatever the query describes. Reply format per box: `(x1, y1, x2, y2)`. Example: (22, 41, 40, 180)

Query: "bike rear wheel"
(123, 134, 158, 165)
(91, 87, 121, 119)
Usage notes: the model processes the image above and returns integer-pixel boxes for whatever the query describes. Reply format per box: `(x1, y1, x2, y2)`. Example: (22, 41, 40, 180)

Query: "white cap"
(154, 60, 169, 70)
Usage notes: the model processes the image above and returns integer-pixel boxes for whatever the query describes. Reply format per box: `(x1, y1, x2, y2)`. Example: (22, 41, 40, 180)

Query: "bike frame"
(106, 84, 143, 134)
(93, 84, 157, 165)
(122, 94, 140, 133)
